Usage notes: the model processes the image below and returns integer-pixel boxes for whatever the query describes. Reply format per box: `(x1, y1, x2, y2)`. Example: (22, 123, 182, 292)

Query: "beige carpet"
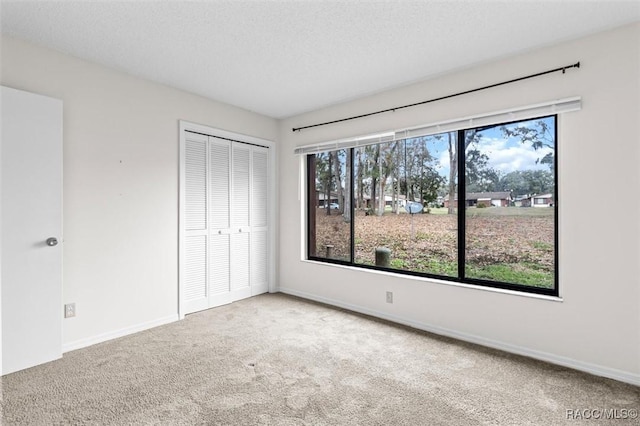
(1, 293, 638, 425)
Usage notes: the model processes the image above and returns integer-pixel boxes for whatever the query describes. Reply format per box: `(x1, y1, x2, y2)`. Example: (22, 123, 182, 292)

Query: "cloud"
(421, 130, 553, 181)
(475, 136, 552, 173)
(437, 150, 450, 172)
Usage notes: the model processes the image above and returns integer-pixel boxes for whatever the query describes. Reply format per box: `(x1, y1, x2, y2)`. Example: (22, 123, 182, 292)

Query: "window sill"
(301, 259, 563, 302)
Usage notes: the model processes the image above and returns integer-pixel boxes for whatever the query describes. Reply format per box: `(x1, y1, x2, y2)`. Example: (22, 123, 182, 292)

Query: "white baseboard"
(62, 314, 179, 353)
(278, 287, 640, 387)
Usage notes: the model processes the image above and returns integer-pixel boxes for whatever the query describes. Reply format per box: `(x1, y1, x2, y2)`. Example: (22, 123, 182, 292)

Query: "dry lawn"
(313, 207, 555, 286)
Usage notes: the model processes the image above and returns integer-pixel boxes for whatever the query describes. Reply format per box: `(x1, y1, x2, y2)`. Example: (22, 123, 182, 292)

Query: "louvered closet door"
(230, 143, 252, 301)
(180, 124, 270, 317)
(208, 138, 233, 308)
(251, 146, 269, 295)
(182, 132, 209, 314)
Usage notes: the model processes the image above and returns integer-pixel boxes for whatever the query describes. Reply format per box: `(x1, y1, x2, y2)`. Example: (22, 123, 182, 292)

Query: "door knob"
(46, 237, 58, 247)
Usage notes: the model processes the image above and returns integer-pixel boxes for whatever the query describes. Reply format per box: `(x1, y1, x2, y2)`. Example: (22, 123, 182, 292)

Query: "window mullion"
(349, 148, 355, 264)
(457, 129, 466, 280)
(307, 155, 316, 258)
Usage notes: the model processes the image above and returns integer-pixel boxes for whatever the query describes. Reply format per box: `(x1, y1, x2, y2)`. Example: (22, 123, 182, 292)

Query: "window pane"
(464, 117, 556, 289)
(308, 150, 351, 261)
(353, 134, 458, 277)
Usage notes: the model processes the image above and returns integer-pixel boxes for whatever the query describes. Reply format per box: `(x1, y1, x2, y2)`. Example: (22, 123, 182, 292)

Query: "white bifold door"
(181, 129, 269, 316)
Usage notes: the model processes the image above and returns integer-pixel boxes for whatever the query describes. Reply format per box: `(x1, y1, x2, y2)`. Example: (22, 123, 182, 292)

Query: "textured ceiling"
(1, 1, 639, 119)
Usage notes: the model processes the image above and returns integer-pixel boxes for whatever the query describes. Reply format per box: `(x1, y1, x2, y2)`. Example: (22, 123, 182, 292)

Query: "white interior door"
(1, 86, 63, 375)
(230, 143, 251, 301)
(208, 138, 232, 308)
(251, 147, 269, 295)
(181, 132, 209, 314)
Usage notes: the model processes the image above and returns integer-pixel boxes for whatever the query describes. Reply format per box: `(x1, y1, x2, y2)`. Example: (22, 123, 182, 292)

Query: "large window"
(307, 115, 557, 295)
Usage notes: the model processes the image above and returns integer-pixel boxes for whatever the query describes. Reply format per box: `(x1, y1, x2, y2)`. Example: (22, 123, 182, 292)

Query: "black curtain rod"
(185, 130, 269, 149)
(292, 61, 580, 132)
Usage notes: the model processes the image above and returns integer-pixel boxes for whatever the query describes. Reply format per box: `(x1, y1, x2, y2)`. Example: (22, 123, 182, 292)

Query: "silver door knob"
(46, 237, 58, 247)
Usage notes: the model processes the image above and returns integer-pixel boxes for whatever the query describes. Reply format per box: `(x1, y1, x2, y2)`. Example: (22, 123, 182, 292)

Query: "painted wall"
(0, 36, 278, 350)
(278, 23, 640, 384)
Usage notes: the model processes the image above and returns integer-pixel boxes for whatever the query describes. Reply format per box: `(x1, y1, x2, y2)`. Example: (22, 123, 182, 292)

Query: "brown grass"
(312, 208, 554, 278)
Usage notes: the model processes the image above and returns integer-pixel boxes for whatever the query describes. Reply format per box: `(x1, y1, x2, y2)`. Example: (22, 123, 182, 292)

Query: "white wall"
(278, 23, 640, 385)
(0, 36, 278, 350)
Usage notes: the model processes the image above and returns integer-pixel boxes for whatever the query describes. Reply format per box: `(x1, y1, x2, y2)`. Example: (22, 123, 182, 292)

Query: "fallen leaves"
(312, 209, 554, 275)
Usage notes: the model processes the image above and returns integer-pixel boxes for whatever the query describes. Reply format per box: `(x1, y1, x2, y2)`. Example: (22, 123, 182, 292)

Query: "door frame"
(178, 120, 276, 319)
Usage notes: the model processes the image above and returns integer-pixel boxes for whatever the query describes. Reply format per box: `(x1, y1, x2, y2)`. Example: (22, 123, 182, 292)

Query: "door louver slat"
(184, 236, 207, 301)
(185, 139, 207, 230)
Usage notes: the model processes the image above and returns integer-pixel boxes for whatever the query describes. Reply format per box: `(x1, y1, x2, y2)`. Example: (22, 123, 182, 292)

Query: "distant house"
(467, 192, 511, 207)
(444, 191, 511, 209)
(358, 194, 407, 210)
(384, 194, 407, 208)
(531, 193, 553, 208)
(315, 190, 339, 207)
(513, 195, 531, 207)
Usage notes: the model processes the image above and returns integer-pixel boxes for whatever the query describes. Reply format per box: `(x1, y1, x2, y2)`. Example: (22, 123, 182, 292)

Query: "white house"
(531, 193, 554, 208)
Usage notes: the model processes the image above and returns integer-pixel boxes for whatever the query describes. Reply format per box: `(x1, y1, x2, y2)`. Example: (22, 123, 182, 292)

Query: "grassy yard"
(465, 206, 554, 217)
(313, 207, 555, 289)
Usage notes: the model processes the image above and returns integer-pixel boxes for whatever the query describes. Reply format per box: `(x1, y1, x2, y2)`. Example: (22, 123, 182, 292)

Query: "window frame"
(306, 114, 559, 297)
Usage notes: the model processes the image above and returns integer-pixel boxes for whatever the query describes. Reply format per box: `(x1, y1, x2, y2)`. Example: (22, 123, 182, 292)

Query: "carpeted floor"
(1, 293, 638, 425)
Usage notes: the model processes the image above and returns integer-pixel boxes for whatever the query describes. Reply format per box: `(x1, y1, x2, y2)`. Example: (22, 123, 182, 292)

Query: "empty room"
(1, 1, 639, 424)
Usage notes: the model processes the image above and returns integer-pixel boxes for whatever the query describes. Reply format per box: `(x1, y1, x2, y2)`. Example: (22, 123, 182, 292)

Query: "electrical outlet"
(386, 291, 393, 303)
(64, 303, 76, 318)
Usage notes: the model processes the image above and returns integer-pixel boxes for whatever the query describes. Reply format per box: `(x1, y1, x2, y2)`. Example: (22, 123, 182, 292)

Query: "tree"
(314, 152, 332, 215)
(466, 145, 501, 193)
(368, 144, 380, 214)
(446, 132, 457, 214)
(343, 150, 351, 222)
(377, 142, 397, 216)
(539, 152, 554, 171)
(355, 148, 364, 210)
(446, 117, 556, 212)
(497, 169, 553, 197)
(417, 167, 444, 206)
(501, 118, 555, 171)
(402, 136, 443, 206)
(332, 150, 344, 212)
(378, 144, 385, 215)
(499, 117, 556, 196)
(399, 136, 441, 206)
(497, 170, 528, 196)
(522, 169, 554, 195)
(393, 141, 402, 214)
(447, 130, 497, 212)
(464, 129, 504, 194)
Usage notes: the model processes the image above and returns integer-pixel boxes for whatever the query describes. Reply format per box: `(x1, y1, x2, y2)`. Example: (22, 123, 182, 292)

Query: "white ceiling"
(1, 1, 639, 119)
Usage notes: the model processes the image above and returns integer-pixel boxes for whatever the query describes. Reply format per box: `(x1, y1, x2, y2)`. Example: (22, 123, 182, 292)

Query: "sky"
(432, 116, 555, 180)
(320, 116, 555, 188)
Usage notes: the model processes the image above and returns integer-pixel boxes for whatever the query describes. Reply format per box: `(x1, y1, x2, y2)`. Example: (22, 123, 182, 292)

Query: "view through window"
(307, 115, 557, 295)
